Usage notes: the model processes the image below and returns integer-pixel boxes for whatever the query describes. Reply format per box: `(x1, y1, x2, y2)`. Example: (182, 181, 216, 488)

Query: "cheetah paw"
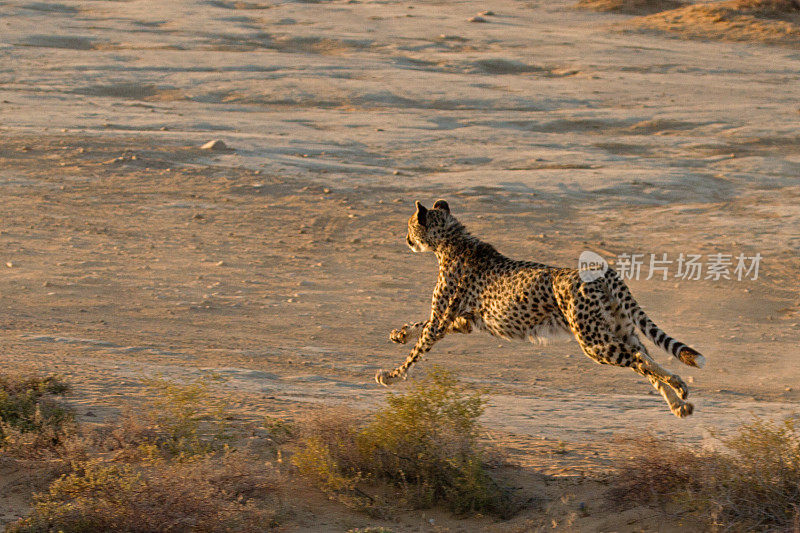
(389, 328, 409, 344)
(671, 402, 694, 418)
(375, 369, 403, 386)
(669, 376, 689, 400)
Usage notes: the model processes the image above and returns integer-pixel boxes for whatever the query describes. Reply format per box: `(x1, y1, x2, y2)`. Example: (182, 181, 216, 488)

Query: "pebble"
(216, 260, 226, 267)
(200, 139, 230, 151)
(5, 261, 13, 268)
(479, 10, 495, 15)
(468, 15, 488, 22)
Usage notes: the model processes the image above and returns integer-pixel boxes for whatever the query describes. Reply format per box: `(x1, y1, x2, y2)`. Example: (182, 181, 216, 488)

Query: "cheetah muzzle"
(375, 200, 705, 419)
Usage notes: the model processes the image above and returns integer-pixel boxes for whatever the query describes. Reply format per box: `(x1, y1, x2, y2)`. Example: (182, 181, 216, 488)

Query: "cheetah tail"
(605, 269, 706, 369)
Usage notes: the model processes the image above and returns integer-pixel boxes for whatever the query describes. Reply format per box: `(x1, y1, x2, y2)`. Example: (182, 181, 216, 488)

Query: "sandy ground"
(1, 0, 799, 530)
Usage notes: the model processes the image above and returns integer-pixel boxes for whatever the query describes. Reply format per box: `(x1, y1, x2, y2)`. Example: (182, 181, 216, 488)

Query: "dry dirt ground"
(1, 0, 799, 531)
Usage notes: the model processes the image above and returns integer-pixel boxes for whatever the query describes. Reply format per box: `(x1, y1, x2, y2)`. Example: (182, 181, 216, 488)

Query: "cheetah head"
(406, 199, 452, 253)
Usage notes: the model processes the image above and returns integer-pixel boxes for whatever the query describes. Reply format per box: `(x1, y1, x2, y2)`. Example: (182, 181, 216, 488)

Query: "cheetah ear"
(432, 199, 450, 213)
(415, 201, 428, 227)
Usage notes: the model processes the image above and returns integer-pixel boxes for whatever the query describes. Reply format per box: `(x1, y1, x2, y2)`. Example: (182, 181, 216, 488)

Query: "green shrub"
(292, 368, 513, 517)
(0, 374, 73, 456)
(611, 417, 800, 531)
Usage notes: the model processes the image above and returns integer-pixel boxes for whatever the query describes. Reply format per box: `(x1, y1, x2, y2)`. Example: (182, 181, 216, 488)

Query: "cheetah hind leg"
(620, 328, 691, 403)
(646, 374, 693, 418)
(634, 352, 690, 400)
(632, 356, 694, 418)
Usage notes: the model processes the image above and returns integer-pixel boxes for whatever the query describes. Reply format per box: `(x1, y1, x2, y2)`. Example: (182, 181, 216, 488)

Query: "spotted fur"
(376, 200, 705, 418)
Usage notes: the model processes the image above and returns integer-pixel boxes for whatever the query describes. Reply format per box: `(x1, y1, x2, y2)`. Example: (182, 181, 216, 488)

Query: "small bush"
(142, 376, 231, 456)
(0, 374, 73, 456)
(8, 451, 281, 533)
(292, 368, 513, 517)
(611, 417, 800, 531)
(96, 376, 235, 461)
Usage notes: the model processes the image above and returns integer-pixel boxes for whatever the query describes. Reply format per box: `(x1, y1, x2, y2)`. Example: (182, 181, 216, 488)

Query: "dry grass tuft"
(575, 0, 687, 16)
(6, 376, 287, 532)
(611, 417, 800, 531)
(7, 451, 281, 533)
(733, 0, 800, 19)
(292, 368, 517, 517)
(625, 0, 800, 45)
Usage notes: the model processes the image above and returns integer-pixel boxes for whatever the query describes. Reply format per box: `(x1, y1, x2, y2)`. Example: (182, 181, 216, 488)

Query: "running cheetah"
(375, 200, 705, 418)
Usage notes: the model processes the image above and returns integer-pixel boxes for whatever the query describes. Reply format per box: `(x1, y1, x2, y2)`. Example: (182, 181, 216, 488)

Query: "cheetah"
(375, 200, 705, 418)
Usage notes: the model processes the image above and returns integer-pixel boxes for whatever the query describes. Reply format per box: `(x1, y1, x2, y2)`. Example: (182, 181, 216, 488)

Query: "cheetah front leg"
(376, 319, 449, 386)
(390, 321, 426, 344)
(390, 317, 472, 344)
(377, 283, 464, 386)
